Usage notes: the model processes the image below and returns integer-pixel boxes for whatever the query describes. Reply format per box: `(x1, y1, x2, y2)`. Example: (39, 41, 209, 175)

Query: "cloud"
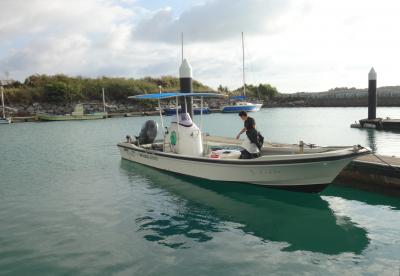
(1, 0, 400, 93)
(133, 0, 299, 43)
(0, 0, 137, 78)
(0, 0, 133, 40)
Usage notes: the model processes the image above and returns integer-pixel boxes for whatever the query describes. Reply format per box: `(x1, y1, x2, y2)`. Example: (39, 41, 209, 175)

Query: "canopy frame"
(129, 92, 226, 153)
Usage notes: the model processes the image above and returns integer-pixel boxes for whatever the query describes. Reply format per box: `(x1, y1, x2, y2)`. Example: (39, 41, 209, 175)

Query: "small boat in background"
(37, 88, 108, 121)
(220, 32, 263, 113)
(220, 96, 262, 113)
(37, 103, 107, 121)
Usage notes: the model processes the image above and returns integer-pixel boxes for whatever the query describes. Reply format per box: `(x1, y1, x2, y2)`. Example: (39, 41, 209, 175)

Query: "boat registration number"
(250, 168, 281, 175)
(139, 152, 158, 161)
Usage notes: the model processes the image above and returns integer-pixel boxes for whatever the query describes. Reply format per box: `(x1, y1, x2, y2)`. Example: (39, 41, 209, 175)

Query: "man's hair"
(238, 111, 247, 117)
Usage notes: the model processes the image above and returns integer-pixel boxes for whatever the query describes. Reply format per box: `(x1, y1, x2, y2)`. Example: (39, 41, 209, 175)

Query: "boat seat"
(171, 113, 193, 127)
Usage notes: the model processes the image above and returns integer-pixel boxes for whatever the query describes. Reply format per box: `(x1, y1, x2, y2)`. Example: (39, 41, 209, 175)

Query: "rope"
(300, 142, 400, 174)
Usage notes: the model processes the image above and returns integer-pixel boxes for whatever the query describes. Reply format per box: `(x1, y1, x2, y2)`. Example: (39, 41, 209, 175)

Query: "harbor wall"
(266, 86, 400, 107)
(335, 155, 400, 197)
(10, 95, 400, 115)
(9, 101, 154, 116)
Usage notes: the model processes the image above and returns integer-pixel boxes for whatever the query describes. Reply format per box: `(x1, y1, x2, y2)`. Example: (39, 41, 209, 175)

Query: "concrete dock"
(351, 68, 400, 131)
(353, 118, 400, 130)
(336, 154, 400, 196)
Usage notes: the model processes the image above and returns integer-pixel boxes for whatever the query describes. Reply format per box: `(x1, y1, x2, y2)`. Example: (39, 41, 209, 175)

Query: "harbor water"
(0, 107, 399, 275)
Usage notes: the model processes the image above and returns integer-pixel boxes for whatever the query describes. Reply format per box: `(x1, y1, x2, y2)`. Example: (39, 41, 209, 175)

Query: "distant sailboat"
(0, 84, 11, 124)
(220, 32, 262, 113)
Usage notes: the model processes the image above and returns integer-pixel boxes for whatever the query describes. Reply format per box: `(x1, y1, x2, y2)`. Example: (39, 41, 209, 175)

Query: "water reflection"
(366, 129, 377, 153)
(135, 204, 221, 249)
(121, 161, 369, 255)
(323, 185, 400, 210)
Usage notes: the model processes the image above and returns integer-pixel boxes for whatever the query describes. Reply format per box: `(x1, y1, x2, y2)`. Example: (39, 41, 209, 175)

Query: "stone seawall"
(265, 96, 400, 107)
(9, 95, 400, 115)
(10, 101, 152, 116)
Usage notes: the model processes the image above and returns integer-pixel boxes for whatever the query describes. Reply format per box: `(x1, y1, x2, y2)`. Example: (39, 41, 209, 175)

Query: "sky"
(0, 0, 400, 93)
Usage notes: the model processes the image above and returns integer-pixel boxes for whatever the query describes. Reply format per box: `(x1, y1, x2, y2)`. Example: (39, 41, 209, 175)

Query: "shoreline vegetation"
(2, 74, 400, 115)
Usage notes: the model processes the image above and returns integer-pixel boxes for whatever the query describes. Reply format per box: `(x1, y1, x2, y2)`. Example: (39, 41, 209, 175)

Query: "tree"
(257, 84, 278, 100)
(217, 85, 229, 93)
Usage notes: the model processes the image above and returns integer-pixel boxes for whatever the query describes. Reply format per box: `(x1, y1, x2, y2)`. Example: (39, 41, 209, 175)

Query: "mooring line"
(360, 146, 400, 174)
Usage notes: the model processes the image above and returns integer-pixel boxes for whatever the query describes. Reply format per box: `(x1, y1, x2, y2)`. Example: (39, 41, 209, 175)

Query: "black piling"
(368, 67, 377, 120)
(179, 59, 193, 118)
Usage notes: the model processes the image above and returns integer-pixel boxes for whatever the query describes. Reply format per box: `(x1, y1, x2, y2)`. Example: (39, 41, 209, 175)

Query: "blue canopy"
(129, 92, 226, 100)
(128, 92, 179, 100)
(230, 95, 246, 101)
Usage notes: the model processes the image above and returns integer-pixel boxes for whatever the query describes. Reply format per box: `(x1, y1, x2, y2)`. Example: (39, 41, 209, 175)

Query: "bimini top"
(129, 92, 225, 100)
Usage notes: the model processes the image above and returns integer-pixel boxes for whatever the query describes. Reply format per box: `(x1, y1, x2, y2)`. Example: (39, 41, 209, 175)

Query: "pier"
(357, 118, 400, 130)
(337, 154, 400, 196)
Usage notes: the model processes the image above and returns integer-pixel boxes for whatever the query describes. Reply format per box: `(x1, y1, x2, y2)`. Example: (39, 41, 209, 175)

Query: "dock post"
(368, 67, 377, 119)
(179, 59, 193, 118)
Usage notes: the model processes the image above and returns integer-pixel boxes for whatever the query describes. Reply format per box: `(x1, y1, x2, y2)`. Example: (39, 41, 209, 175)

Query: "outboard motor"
(137, 120, 158, 144)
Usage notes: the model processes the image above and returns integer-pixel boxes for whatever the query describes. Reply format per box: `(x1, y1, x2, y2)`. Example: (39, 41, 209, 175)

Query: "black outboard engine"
(136, 120, 158, 144)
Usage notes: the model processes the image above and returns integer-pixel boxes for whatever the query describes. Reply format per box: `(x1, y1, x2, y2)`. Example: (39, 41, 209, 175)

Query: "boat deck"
(204, 135, 342, 155)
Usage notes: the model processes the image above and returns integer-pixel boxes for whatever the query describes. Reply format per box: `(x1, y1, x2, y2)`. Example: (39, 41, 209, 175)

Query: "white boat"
(118, 92, 369, 193)
(0, 84, 11, 124)
(220, 100, 262, 113)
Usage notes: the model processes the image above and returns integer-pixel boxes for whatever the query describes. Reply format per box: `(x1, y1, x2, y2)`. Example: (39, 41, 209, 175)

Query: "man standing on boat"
(236, 111, 263, 159)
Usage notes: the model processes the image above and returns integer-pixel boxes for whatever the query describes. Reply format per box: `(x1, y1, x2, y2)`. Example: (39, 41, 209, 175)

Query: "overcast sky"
(0, 0, 399, 92)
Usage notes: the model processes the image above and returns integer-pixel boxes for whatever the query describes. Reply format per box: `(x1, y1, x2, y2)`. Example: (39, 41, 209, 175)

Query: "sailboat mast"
(1, 85, 5, 119)
(102, 88, 106, 113)
(242, 32, 246, 96)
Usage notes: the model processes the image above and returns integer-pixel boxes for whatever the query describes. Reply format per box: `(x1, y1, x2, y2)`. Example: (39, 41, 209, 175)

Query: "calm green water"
(0, 107, 400, 275)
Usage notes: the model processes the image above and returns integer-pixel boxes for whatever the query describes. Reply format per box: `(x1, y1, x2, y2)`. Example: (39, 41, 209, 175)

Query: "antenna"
(242, 32, 246, 96)
(4, 71, 10, 81)
(102, 88, 106, 113)
(1, 85, 5, 119)
(181, 32, 184, 62)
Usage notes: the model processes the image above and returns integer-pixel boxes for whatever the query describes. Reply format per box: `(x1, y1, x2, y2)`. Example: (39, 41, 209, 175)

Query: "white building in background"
(278, 86, 400, 99)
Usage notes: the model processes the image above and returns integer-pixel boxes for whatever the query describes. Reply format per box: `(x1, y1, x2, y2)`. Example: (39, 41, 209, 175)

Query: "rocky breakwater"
(10, 101, 152, 116)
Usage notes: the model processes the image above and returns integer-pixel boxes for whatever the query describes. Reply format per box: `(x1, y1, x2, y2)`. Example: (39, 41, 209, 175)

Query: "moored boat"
(37, 88, 108, 121)
(37, 104, 107, 121)
(118, 92, 369, 193)
(119, 52, 369, 193)
(0, 118, 11, 124)
(220, 98, 262, 113)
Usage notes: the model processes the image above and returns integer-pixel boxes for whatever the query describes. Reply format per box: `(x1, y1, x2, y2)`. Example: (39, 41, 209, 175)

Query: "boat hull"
(37, 113, 107, 121)
(220, 103, 262, 113)
(118, 143, 365, 192)
(0, 118, 11, 124)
